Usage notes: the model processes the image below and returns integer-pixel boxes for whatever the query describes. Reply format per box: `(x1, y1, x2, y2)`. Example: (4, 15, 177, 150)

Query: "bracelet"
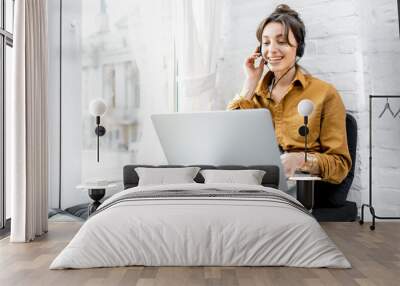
(301, 153, 318, 174)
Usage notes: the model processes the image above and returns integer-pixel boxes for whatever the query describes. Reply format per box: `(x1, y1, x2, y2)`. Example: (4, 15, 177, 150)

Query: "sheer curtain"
(10, 0, 48, 242)
(174, 0, 223, 111)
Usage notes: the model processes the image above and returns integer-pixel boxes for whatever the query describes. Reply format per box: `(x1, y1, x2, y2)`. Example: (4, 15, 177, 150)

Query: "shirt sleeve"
(226, 92, 263, 110)
(312, 86, 352, 184)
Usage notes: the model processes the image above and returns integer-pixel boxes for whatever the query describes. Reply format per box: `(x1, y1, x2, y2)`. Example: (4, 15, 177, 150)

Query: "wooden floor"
(0, 222, 399, 286)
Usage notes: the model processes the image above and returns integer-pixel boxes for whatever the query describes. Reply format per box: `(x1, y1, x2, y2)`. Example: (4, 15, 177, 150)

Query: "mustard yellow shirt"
(227, 68, 352, 184)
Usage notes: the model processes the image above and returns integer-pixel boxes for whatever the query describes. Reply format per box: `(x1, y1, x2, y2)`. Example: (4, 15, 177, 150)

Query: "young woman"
(227, 4, 351, 184)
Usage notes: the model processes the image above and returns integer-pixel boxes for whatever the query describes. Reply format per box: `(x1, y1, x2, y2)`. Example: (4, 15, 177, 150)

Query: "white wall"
(218, 0, 365, 208)
(217, 0, 400, 219)
(359, 0, 400, 218)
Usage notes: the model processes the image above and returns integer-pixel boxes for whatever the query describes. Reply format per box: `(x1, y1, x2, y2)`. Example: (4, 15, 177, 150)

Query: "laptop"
(151, 109, 288, 191)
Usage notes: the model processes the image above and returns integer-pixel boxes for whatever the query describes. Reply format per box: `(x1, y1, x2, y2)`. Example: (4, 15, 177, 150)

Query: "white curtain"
(10, 0, 48, 242)
(174, 0, 223, 111)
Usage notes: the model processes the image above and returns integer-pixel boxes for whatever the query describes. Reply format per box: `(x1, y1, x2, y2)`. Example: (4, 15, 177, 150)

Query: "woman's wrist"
(300, 153, 320, 175)
(241, 78, 258, 100)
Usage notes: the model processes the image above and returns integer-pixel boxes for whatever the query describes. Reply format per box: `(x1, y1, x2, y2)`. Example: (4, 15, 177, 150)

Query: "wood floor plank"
(1, 222, 400, 286)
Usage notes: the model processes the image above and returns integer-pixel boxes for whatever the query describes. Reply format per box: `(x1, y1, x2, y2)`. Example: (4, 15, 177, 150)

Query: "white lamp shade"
(89, 99, 107, 116)
(297, 99, 314, 117)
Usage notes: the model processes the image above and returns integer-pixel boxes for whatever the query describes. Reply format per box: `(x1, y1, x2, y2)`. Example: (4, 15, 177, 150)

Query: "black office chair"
(312, 113, 358, 222)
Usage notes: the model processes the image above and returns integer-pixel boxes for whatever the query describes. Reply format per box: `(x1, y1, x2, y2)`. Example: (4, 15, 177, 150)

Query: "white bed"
(50, 183, 350, 269)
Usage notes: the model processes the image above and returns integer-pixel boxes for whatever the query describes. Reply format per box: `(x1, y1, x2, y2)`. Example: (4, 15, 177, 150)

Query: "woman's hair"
(256, 4, 306, 57)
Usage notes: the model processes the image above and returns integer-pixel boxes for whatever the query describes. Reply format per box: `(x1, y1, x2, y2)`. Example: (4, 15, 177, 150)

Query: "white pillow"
(135, 167, 201, 186)
(200, 169, 266, 185)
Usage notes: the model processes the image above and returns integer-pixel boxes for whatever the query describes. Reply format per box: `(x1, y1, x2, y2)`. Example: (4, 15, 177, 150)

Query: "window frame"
(398, 0, 400, 38)
(0, 0, 14, 230)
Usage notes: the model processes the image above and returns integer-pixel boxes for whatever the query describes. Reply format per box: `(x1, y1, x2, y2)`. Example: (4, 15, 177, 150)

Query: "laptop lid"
(151, 109, 287, 191)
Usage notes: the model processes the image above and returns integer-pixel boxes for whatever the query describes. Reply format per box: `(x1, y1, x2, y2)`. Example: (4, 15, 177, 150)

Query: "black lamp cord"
(304, 115, 308, 163)
(96, 116, 100, 162)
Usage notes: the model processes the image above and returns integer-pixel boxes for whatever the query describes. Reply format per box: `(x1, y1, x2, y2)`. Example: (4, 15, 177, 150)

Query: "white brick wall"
(216, 0, 400, 219)
(360, 0, 400, 219)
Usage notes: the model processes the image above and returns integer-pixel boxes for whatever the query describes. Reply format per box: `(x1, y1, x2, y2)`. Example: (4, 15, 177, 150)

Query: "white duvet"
(50, 183, 351, 269)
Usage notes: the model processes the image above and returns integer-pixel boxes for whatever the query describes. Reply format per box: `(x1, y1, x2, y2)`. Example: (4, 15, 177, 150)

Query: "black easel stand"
(359, 95, 400, 230)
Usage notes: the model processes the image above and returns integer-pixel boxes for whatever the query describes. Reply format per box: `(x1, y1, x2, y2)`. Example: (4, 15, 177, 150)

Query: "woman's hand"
(241, 48, 265, 100)
(244, 47, 265, 80)
(280, 152, 305, 178)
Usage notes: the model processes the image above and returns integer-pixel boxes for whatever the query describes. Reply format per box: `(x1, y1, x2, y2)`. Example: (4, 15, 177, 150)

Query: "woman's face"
(261, 22, 298, 73)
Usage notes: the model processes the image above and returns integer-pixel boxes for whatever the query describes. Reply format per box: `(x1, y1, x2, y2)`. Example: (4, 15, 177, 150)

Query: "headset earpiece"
(296, 40, 305, 57)
(258, 44, 269, 66)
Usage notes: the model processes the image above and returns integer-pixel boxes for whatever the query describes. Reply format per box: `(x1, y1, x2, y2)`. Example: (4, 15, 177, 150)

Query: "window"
(0, 0, 14, 230)
(80, 0, 175, 183)
(60, 0, 222, 207)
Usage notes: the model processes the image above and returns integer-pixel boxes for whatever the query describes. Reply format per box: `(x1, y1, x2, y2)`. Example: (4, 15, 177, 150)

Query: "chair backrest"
(314, 113, 357, 207)
(345, 113, 358, 183)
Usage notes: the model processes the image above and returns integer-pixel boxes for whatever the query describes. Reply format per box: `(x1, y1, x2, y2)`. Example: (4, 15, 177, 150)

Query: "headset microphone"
(258, 45, 269, 66)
